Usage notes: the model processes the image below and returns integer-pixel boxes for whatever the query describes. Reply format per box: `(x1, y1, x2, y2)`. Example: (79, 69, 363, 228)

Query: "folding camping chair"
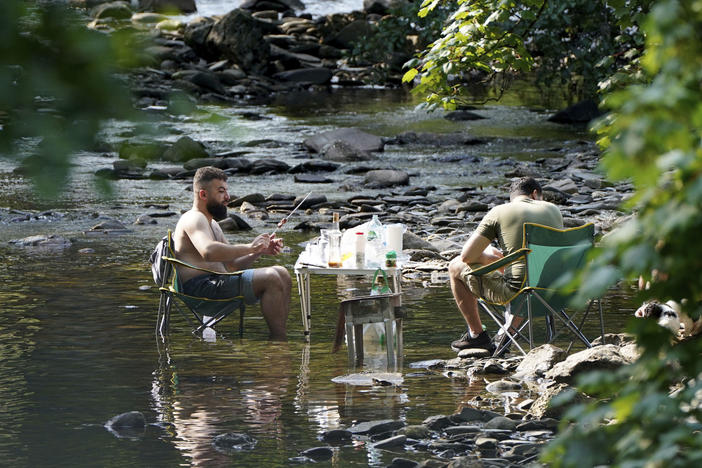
(467, 222, 605, 356)
(155, 230, 246, 339)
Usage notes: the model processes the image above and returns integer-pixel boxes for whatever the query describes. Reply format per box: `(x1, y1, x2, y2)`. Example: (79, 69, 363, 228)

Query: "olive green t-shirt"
(475, 195, 563, 288)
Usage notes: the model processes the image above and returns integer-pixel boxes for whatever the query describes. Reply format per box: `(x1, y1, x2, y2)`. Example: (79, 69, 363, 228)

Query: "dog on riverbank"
(634, 300, 702, 337)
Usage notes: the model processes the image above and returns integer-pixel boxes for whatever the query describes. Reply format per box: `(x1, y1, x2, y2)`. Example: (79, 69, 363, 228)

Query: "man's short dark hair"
(193, 166, 227, 190)
(510, 177, 542, 197)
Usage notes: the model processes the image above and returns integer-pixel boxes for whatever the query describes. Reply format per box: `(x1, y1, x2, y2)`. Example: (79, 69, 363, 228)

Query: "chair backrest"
(524, 222, 594, 291)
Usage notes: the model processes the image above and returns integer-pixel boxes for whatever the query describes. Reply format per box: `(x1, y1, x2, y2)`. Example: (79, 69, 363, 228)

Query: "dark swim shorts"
(181, 269, 258, 305)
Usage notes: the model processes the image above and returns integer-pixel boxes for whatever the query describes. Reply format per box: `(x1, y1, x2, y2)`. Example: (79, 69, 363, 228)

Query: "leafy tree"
(406, 0, 702, 465)
(542, 0, 702, 465)
(0, 0, 137, 197)
(403, 0, 652, 108)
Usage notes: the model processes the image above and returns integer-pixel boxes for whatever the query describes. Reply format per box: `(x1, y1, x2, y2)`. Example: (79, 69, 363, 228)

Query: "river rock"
(387, 458, 419, 468)
(273, 68, 333, 84)
(321, 429, 352, 442)
(188, 71, 227, 95)
(91, 219, 130, 231)
(322, 140, 373, 162)
(91, 1, 132, 19)
(513, 344, 567, 381)
(451, 407, 501, 423)
(393, 131, 485, 147)
(105, 411, 145, 429)
(140, 0, 196, 13)
(303, 128, 385, 153)
(241, 0, 305, 11)
(162, 136, 208, 162)
(485, 380, 522, 394)
(294, 174, 334, 183)
(364, 169, 409, 188)
(373, 435, 406, 449)
(250, 158, 290, 174)
(457, 348, 490, 359)
(213, 432, 257, 451)
(300, 446, 333, 461)
(207, 9, 271, 74)
(218, 213, 253, 231)
(326, 20, 376, 49)
(545, 344, 631, 384)
(546, 178, 578, 194)
(134, 214, 157, 224)
(364, 0, 407, 14)
(444, 110, 486, 121)
(516, 418, 559, 431)
(348, 419, 405, 435)
(297, 193, 326, 209)
(483, 416, 517, 431)
(403, 230, 439, 252)
(289, 161, 340, 173)
(528, 383, 592, 419)
(423, 414, 452, 431)
(548, 99, 602, 124)
(400, 425, 431, 439)
(8, 235, 72, 249)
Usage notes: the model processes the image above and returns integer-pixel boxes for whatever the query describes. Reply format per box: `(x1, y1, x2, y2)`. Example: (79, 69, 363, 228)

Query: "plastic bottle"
(365, 215, 384, 268)
(355, 232, 365, 267)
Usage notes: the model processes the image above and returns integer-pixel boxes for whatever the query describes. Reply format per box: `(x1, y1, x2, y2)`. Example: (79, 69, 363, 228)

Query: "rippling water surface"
(0, 87, 636, 466)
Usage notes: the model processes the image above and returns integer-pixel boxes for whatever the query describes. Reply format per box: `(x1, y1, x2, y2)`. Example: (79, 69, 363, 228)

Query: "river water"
(0, 83, 638, 466)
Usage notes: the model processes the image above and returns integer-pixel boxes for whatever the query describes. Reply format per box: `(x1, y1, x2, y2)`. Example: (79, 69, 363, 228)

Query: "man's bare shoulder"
(176, 209, 208, 232)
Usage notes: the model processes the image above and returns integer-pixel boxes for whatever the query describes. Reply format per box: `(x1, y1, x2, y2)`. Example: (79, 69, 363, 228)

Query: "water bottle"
(365, 215, 384, 268)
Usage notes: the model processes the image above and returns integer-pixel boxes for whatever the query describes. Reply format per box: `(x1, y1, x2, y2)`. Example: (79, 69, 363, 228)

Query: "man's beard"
(206, 200, 228, 221)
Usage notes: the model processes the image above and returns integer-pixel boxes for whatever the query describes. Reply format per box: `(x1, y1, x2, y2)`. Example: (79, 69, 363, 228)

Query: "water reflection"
(151, 337, 296, 466)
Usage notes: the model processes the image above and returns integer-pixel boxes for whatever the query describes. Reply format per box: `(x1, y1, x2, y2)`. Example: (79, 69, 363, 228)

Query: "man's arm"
(460, 233, 502, 266)
(182, 211, 268, 264)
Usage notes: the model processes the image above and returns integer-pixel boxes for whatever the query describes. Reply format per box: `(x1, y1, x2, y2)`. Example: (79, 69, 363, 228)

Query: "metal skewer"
(271, 191, 312, 236)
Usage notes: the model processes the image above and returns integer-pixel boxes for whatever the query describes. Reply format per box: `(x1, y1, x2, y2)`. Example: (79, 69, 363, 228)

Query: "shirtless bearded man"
(173, 166, 291, 339)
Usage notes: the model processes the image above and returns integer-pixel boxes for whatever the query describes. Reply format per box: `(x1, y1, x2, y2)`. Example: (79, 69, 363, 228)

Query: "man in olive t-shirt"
(448, 177, 563, 351)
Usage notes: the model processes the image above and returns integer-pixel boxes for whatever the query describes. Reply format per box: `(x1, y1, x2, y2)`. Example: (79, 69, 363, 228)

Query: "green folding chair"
(467, 222, 605, 356)
(155, 230, 246, 339)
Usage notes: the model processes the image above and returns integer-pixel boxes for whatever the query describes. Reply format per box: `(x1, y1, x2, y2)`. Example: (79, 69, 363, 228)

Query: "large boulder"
(183, 17, 217, 60)
(548, 99, 602, 124)
(303, 128, 385, 153)
(162, 136, 209, 162)
(513, 344, 567, 381)
(528, 383, 593, 419)
(206, 9, 271, 74)
(364, 169, 409, 188)
(139, 0, 196, 13)
(545, 344, 632, 385)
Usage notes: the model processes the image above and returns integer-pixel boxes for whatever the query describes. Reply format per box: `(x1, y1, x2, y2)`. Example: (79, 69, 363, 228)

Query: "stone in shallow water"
(484, 416, 518, 431)
(485, 379, 522, 394)
(373, 435, 406, 449)
(457, 348, 490, 358)
(321, 429, 352, 442)
(300, 446, 333, 461)
(212, 432, 257, 451)
(348, 419, 405, 435)
(331, 372, 403, 386)
(105, 411, 145, 429)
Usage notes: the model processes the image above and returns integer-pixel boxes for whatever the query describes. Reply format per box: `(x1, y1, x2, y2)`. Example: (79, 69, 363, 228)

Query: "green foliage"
(404, 0, 652, 108)
(540, 0, 702, 466)
(0, 0, 137, 197)
(348, 2, 452, 75)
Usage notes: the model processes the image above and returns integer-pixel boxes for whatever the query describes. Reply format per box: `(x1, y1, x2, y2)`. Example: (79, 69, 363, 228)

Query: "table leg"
(296, 272, 311, 341)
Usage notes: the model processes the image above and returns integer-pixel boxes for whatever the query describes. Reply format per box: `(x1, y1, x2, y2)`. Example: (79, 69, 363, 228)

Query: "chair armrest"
(465, 248, 530, 277)
(161, 256, 245, 276)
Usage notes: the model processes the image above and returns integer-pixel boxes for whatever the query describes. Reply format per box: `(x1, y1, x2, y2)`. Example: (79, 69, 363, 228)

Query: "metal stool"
(340, 293, 403, 368)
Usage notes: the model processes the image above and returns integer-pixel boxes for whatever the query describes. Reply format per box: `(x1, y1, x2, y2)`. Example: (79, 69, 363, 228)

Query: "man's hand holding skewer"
(250, 233, 284, 256)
